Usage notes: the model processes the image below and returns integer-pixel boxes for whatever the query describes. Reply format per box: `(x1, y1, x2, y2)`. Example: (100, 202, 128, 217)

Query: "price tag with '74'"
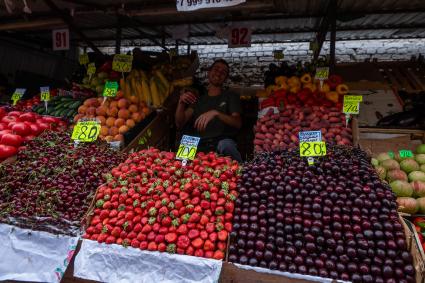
(343, 95, 362, 115)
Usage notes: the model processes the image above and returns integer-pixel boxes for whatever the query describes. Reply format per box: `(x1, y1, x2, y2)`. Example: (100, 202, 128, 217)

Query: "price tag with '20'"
(176, 135, 201, 161)
(103, 81, 119, 97)
(71, 120, 101, 142)
(300, 141, 327, 157)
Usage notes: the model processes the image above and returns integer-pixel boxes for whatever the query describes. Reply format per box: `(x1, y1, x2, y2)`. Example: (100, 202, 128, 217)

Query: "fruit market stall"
(2, 0, 425, 282)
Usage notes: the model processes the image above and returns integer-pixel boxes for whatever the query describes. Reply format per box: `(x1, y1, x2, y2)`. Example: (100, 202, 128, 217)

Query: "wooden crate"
(359, 128, 425, 156)
(123, 111, 171, 153)
(336, 61, 425, 93)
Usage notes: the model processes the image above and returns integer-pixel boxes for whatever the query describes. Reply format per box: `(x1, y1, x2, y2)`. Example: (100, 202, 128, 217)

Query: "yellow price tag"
(300, 141, 327, 157)
(11, 88, 25, 105)
(102, 81, 118, 97)
(71, 121, 101, 142)
(176, 135, 200, 161)
(343, 102, 359, 114)
(273, 50, 284, 60)
(40, 87, 50, 102)
(112, 54, 133, 72)
(79, 53, 89, 65)
(315, 67, 329, 80)
(176, 144, 198, 160)
(87, 63, 96, 75)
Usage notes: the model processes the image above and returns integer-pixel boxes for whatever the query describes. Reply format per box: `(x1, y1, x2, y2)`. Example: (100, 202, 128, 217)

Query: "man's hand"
(179, 91, 197, 105)
(194, 110, 218, 132)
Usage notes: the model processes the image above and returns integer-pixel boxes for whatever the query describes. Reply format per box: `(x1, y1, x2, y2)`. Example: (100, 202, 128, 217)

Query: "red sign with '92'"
(228, 27, 251, 48)
(52, 29, 69, 51)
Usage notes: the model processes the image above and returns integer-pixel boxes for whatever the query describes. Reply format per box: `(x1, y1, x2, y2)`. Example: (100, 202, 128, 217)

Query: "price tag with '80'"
(176, 135, 201, 161)
(300, 141, 327, 157)
(71, 121, 100, 142)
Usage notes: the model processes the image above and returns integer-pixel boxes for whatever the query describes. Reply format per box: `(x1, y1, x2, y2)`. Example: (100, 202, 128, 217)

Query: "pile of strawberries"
(83, 148, 240, 260)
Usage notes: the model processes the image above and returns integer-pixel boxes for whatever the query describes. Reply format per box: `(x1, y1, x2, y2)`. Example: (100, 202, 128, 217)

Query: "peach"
(126, 119, 135, 128)
(105, 117, 116, 127)
(118, 125, 129, 134)
(129, 104, 138, 113)
(109, 126, 119, 136)
(114, 118, 125, 127)
(118, 109, 130, 119)
(117, 98, 128, 109)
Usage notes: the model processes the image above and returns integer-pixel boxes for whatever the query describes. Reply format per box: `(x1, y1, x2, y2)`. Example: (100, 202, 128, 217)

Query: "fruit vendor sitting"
(175, 59, 243, 162)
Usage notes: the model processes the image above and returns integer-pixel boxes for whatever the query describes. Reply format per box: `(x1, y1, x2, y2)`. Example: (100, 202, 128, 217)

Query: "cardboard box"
(400, 216, 425, 283)
(358, 128, 425, 156)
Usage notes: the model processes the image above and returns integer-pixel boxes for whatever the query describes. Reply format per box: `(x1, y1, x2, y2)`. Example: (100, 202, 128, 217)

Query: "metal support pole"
(329, 0, 337, 74)
(115, 26, 122, 54)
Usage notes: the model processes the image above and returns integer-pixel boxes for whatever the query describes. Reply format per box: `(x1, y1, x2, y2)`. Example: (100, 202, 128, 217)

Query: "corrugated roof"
(1, 0, 425, 47)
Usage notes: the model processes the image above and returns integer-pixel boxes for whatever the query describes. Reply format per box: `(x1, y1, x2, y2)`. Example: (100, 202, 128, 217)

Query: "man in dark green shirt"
(175, 59, 242, 162)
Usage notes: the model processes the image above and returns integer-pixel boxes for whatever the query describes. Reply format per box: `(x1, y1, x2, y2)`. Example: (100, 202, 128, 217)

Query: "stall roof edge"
(1, 0, 425, 46)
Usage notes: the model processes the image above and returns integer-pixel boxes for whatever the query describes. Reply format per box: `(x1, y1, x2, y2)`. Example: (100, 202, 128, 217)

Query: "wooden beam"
(42, 0, 104, 56)
(0, 18, 65, 31)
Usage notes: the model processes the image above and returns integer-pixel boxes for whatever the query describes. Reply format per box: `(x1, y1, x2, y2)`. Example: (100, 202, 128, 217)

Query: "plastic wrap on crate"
(0, 223, 78, 282)
(233, 263, 350, 283)
(74, 239, 223, 283)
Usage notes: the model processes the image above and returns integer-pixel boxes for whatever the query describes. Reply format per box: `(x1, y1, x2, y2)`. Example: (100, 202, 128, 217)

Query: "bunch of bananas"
(120, 69, 173, 108)
(171, 77, 193, 88)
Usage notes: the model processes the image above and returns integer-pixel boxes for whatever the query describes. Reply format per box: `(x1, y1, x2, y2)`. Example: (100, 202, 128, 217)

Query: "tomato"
(0, 130, 12, 140)
(8, 111, 22, 117)
(41, 116, 59, 124)
(0, 123, 8, 131)
(0, 144, 17, 159)
(11, 122, 31, 136)
(1, 133, 23, 147)
(0, 108, 6, 118)
(1, 116, 17, 124)
(28, 123, 41, 135)
(19, 113, 37, 123)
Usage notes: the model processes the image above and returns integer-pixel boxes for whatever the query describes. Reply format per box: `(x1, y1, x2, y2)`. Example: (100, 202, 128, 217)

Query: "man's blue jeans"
(217, 138, 243, 163)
